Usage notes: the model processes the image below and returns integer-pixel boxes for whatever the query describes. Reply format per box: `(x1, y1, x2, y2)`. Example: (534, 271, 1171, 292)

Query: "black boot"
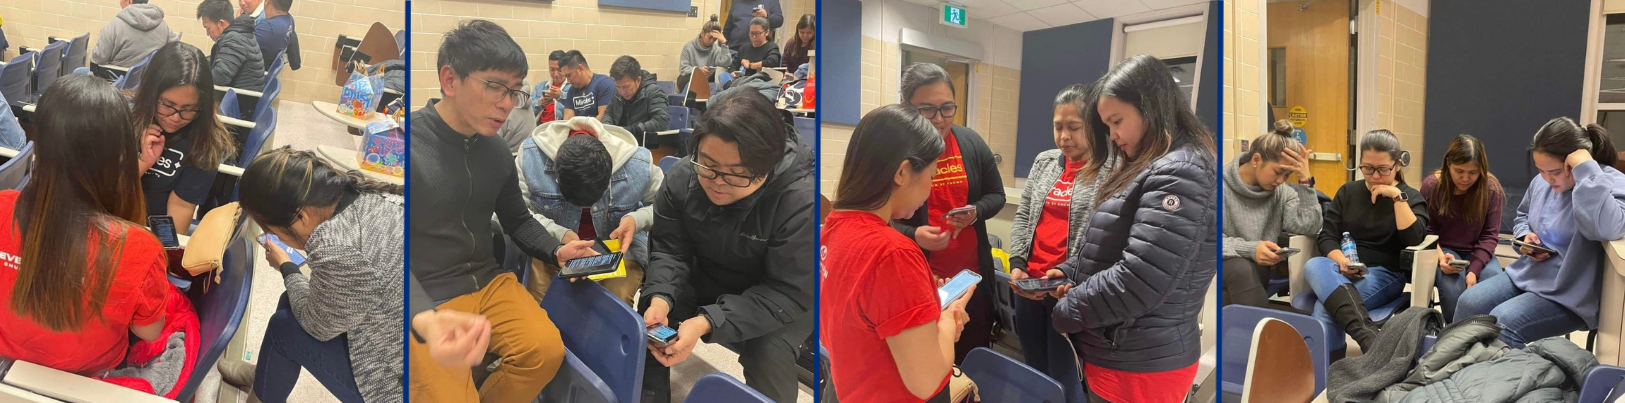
(1323, 283, 1380, 350)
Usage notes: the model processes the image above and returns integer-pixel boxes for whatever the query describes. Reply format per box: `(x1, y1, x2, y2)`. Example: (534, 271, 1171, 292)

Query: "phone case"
(562, 253, 623, 278)
(585, 239, 629, 281)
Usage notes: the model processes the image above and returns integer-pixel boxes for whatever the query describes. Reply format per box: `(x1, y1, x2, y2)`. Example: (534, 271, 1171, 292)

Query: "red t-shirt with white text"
(1024, 159, 1086, 277)
(925, 130, 979, 278)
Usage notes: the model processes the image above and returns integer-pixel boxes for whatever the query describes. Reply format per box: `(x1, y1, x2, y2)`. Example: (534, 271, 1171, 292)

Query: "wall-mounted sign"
(942, 3, 967, 28)
(1288, 105, 1309, 128)
(1292, 127, 1308, 145)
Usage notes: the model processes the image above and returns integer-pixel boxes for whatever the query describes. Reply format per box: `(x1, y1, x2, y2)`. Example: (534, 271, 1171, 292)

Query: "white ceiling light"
(1123, 15, 1202, 32)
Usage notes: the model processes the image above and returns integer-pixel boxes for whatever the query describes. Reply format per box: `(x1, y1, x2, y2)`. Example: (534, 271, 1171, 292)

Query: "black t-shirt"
(142, 130, 219, 218)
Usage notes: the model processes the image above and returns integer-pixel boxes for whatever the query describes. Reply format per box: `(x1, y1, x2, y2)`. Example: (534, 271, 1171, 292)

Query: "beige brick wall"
(411, 0, 812, 101)
(819, 34, 1019, 198)
(1224, 0, 1266, 160)
(0, 0, 405, 105)
(1370, 2, 1427, 181)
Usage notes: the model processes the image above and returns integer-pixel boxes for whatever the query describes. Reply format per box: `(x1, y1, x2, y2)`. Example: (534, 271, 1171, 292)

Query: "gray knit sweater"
(1007, 149, 1113, 271)
(284, 192, 405, 403)
(1221, 155, 1323, 260)
(679, 38, 735, 77)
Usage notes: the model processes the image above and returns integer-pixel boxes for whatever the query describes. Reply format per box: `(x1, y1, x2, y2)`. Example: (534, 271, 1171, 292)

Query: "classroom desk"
(0, 147, 17, 159)
(316, 145, 403, 185)
(786, 108, 813, 116)
(311, 101, 391, 129)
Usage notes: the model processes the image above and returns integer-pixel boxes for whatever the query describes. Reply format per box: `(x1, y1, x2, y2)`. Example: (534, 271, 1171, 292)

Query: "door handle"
(1309, 152, 1341, 162)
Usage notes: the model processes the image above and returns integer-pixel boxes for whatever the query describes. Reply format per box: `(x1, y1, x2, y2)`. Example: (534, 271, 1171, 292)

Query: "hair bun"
(1271, 119, 1294, 137)
(709, 14, 719, 21)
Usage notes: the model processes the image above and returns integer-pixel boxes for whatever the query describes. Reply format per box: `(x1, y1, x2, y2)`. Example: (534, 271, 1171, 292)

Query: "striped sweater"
(1007, 149, 1114, 271)
(285, 192, 405, 403)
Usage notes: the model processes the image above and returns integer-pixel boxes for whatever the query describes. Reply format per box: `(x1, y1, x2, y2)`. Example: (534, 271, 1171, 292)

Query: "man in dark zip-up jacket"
(602, 56, 671, 149)
(406, 20, 596, 402)
(639, 93, 815, 403)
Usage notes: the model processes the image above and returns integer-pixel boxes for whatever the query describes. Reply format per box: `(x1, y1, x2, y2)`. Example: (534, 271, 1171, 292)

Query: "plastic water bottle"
(1340, 232, 1361, 263)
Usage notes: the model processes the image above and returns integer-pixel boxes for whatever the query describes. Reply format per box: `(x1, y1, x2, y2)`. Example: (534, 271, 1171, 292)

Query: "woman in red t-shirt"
(1005, 83, 1113, 402)
(822, 104, 972, 403)
(0, 75, 170, 375)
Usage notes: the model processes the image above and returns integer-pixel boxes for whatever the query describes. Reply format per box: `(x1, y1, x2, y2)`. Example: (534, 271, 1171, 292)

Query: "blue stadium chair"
(536, 349, 617, 403)
(961, 347, 1064, 403)
(658, 156, 679, 173)
(249, 77, 281, 123)
(0, 141, 34, 190)
(540, 278, 644, 403)
(175, 229, 253, 402)
(29, 40, 67, 103)
(667, 106, 692, 156)
(656, 81, 675, 97)
(219, 89, 242, 119)
(683, 373, 772, 403)
(60, 34, 89, 77)
(1580, 365, 1625, 403)
(0, 53, 34, 107)
(793, 117, 814, 147)
(1220, 305, 1330, 400)
(113, 50, 156, 91)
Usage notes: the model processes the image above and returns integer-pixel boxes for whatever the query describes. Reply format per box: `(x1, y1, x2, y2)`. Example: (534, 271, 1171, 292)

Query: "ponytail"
(1531, 117, 1618, 168)
(1585, 124, 1619, 167)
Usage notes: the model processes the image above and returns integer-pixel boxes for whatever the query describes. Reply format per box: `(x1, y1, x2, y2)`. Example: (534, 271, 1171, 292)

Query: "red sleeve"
(863, 248, 941, 338)
(119, 229, 169, 327)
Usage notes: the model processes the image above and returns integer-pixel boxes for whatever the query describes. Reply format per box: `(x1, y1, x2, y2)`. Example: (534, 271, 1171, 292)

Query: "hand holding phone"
(941, 206, 975, 220)
(1513, 238, 1559, 257)
(1014, 277, 1074, 293)
(938, 269, 981, 310)
(1276, 247, 1301, 258)
(646, 325, 679, 347)
(148, 215, 180, 250)
(258, 234, 307, 266)
(561, 252, 623, 278)
(1449, 259, 1470, 269)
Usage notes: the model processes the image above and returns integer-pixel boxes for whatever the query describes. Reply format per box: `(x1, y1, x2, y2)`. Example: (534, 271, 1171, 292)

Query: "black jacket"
(210, 15, 264, 91)
(1051, 142, 1218, 372)
(409, 99, 562, 301)
(603, 70, 670, 146)
(642, 133, 815, 344)
(893, 125, 1005, 312)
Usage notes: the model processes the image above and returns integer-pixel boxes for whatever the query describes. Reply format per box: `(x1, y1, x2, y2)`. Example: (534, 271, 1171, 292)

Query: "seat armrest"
(1410, 235, 1441, 309)
(2, 361, 176, 403)
(1287, 235, 1316, 299)
(217, 165, 245, 177)
(1406, 235, 1439, 251)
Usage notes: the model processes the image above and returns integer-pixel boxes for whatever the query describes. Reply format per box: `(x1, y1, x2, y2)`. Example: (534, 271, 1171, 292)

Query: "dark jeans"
(1014, 295, 1085, 403)
(256, 295, 364, 403)
(1221, 257, 1272, 308)
(639, 293, 814, 403)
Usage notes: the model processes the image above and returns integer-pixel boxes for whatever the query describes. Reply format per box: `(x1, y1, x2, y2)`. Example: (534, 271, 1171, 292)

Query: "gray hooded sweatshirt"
(90, 4, 179, 67)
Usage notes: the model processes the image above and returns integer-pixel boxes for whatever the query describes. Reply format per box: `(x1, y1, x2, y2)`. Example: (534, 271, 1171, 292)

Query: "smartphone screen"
(562, 253, 622, 277)
(647, 325, 678, 346)
(938, 269, 982, 310)
(148, 215, 179, 249)
(258, 234, 307, 266)
(1513, 240, 1559, 255)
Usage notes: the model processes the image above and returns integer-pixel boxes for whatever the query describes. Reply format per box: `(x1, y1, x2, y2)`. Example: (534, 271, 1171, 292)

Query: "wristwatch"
(1394, 192, 1409, 202)
(1298, 176, 1316, 187)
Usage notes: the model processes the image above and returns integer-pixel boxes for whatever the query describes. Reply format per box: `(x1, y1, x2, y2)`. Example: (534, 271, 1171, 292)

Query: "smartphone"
(1344, 261, 1368, 280)
(1276, 247, 1301, 258)
(646, 325, 678, 347)
(561, 252, 624, 278)
(1014, 277, 1074, 293)
(754, 4, 764, 10)
(258, 234, 307, 266)
(148, 215, 180, 250)
(941, 206, 975, 220)
(938, 269, 982, 310)
(1512, 239, 1559, 256)
(1449, 259, 1470, 269)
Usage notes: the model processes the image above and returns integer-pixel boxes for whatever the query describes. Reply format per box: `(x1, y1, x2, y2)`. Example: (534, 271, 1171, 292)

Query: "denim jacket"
(516, 117, 664, 265)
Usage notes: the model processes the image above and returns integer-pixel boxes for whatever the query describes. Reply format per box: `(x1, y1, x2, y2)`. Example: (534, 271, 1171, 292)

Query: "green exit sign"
(941, 3, 967, 28)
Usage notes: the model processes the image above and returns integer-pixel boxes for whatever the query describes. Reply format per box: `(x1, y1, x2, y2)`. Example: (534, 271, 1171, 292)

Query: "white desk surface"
(311, 100, 391, 130)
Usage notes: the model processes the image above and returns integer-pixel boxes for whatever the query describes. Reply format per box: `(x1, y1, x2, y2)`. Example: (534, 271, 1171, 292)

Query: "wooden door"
(1269, 0, 1351, 196)
(946, 63, 970, 127)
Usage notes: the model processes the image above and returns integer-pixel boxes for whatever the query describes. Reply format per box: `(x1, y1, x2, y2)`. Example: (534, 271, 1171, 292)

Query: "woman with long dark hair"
(133, 41, 235, 232)
(214, 147, 404, 403)
(1047, 55, 1217, 402)
(0, 74, 170, 375)
(1300, 129, 1428, 353)
(781, 14, 814, 71)
(1455, 117, 1625, 347)
(894, 62, 1004, 364)
(1421, 134, 1505, 322)
(1005, 83, 1112, 402)
(822, 103, 969, 403)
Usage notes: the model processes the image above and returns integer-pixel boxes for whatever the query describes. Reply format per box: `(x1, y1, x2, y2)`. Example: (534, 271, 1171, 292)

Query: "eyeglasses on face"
(691, 159, 758, 187)
(477, 78, 532, 109)
(913, 103, 958, 119)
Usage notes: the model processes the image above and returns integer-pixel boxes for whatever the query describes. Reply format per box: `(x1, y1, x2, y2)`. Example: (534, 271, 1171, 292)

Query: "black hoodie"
(409, 99, 563, 301)
(603, 70, 670, 147)
(642, 129, 815, 343)
(209, 14, 264, 91)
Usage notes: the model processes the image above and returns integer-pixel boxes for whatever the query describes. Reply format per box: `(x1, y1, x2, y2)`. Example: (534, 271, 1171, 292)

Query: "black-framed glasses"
(691, 160, 758, 187)
(914, 103, 958, 119)
(156, 100, 201, 120)
(1358, 165, 1396, 176)
(477, 78, 532, 109)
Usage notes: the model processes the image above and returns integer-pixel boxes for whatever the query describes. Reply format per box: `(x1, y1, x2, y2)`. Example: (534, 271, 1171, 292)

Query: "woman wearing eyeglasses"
(133, 42, 235, 233)
(1301, 129, 1429, 353)
(731, 17, 781, 77)
(895, 62, 1004, 364)
(638, 91, 815, 403)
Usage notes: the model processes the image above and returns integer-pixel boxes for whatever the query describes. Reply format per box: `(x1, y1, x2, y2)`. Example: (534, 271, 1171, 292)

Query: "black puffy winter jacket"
(1052, 142, 1218, 373)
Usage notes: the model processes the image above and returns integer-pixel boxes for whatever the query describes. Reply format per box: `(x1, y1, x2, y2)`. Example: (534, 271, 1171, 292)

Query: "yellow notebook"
(587, 239, 629, 281)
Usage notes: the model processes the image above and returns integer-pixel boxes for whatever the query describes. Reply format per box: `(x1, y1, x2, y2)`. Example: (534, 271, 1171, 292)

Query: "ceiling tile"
(1136, 0, 1208, 10)
(1028, 3, 1098, 27)
(1074, 0, 1151, 19)
(962, 0, 1022, 19)
(988, 12, 1052, 31)
(1002, 0, 1070, 12)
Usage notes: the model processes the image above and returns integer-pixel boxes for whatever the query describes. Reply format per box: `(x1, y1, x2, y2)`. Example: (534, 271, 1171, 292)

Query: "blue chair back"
(218, 89, 242, 119)
(793, 117, 814, 147)
(394, 30, 407, 59)
(658, 156, 679, 172)
(962, 347, 1064, 403)
(1220, 305, 1330, 398)
(667, 94, 685, 107)
(238, 108, 278, 168)
(682, 373, 772, 403)
(0, 142, 34, 191)
(535, 349, 616, 403)
(1580, 365, 1625, 403)
(116, 50, 157, 91)
(175, 232, 253, 402)
(265, 52, 286, 84)
(62, 34, 89, 76)
(30, 41, 67, 102)
(667, 106, 689, 131)
(0, 53, 32, 106)
(656, 81, 676, 96)
(540, 279, 644, 403)
(250, 77, 281, 122)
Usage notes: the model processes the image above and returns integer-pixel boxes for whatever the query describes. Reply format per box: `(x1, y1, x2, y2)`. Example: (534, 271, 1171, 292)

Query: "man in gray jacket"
(90, 0, 178, 68)
(197, 0, 265, 91)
